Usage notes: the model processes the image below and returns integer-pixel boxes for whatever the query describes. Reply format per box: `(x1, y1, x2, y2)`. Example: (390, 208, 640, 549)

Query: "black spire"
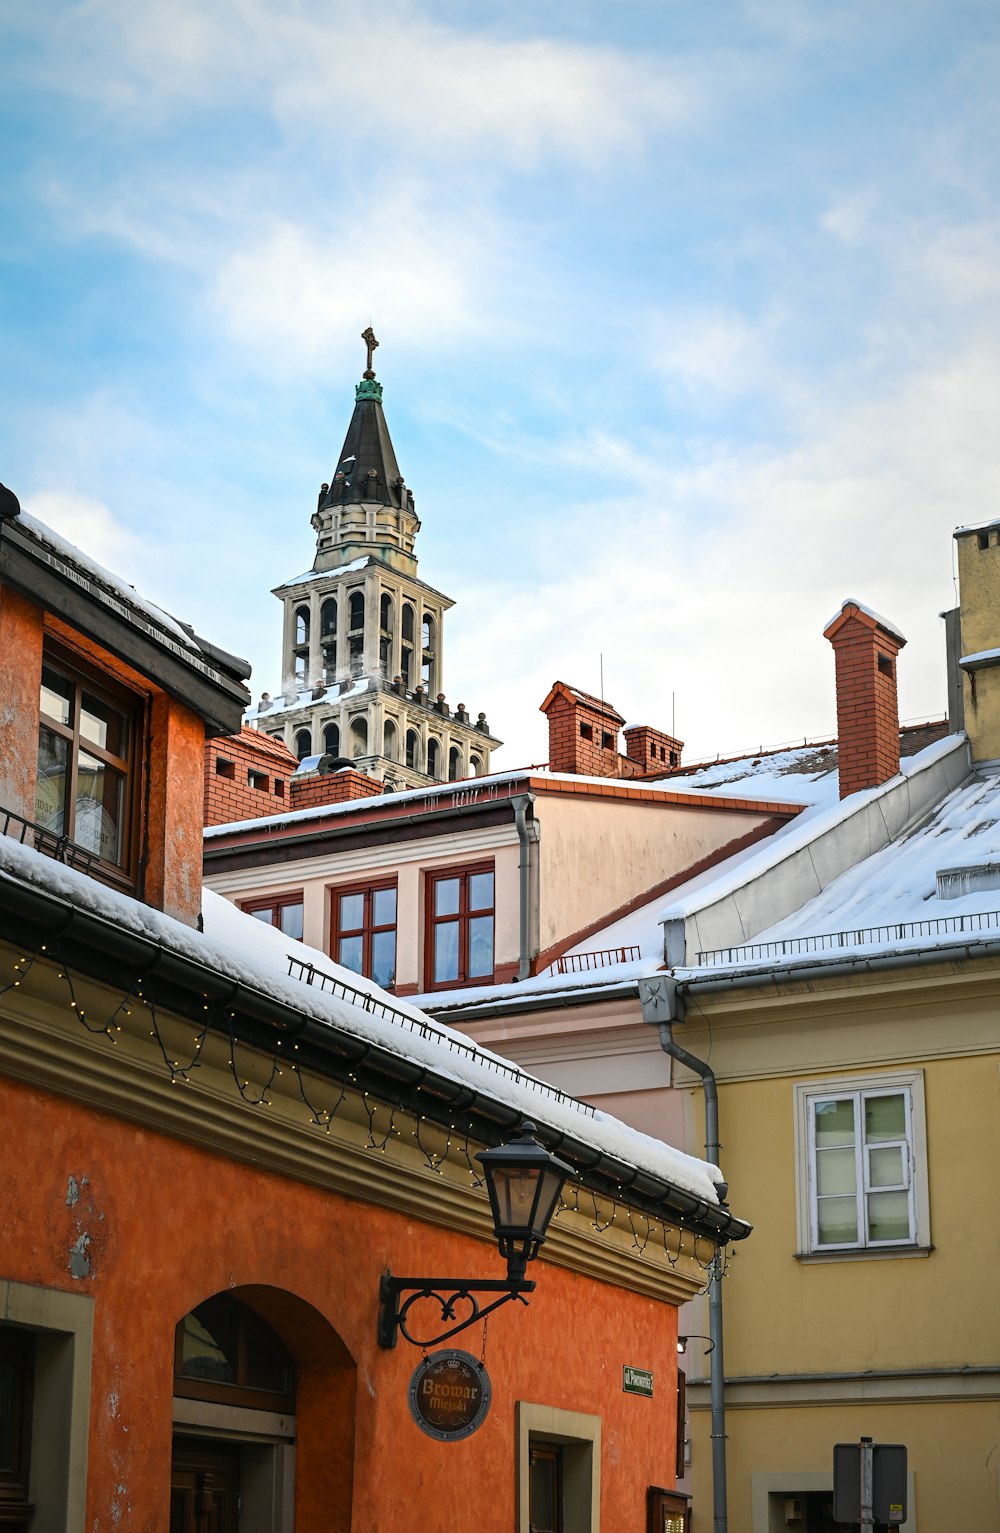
(318, 328, 412, 514)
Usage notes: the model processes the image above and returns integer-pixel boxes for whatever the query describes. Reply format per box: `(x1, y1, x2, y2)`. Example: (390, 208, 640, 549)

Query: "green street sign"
(623, 1365, 654, 1397)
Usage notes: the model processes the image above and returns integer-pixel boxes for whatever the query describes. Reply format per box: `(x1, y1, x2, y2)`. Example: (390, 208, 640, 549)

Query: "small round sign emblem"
(407, 1349, 492, 1442)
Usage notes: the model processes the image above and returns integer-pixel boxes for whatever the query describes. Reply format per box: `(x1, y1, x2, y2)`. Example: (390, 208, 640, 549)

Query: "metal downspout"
(512, 794, 538, 981)
(641, 979, 728, 1533)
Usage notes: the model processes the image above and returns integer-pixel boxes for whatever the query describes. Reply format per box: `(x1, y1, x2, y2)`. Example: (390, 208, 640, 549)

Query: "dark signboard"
(408, 1349, 492, 1442)
(833, 1440, 907, 1525)
(623, 1365, 654, 1397)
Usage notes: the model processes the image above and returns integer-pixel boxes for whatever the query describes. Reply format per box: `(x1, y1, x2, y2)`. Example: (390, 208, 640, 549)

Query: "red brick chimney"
(540, 681, 626, 777)
(623, 724, 684, 774)
(823, 600, 906, 799)
(204, 727, 299, 826)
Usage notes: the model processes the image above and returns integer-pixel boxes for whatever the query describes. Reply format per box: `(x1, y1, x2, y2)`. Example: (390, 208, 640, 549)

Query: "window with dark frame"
(241, 893, 304, 941)
(331, 881, 397, 990)
(528, 1443, 563, 1533)
(0, 1326, 35, 1531)
(426, 864, 494, 989)
(35, 645, 142, 887)
(174, 1295, 295, 1415)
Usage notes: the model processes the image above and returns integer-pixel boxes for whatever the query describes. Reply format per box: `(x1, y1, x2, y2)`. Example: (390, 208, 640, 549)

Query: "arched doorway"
(170, 1287, 355, 1533)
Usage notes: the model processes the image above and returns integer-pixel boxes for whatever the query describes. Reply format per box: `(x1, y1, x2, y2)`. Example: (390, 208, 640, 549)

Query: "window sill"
(794, 1244, 933, 1265)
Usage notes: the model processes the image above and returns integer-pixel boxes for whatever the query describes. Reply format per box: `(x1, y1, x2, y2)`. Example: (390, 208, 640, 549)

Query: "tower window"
(427, 737, 440, 778)
(406, 729, 420, 771)
(324, 722, 340, 756)
(320, 597, 337, 636)
(294, 729, 312, 760)
(294, 605, 310, 646)
(402, 603, 415, 643)
(349, 591, 364, 631)
(380, 593, 394, 633)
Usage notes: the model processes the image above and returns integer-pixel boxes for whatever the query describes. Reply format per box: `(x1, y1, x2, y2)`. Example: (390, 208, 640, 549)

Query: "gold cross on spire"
(362, 325, 379, 378)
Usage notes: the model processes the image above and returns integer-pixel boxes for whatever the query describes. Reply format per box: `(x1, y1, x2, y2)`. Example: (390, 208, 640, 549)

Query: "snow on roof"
(959, 647, 1000, 668)
(274, 556, 372, 589)
(17, 511, 201, 651)
(246, 676, 373, 721)
(661, 744, 839, 808)
(0, 834, 724, 1202)
(699, 762, 1000, 967)
(823, 597, 907, 644)
(660, 733, 965, 927)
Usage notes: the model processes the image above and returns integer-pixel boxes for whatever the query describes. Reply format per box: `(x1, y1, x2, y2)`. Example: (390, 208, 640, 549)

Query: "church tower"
(247, 330, 501, 787)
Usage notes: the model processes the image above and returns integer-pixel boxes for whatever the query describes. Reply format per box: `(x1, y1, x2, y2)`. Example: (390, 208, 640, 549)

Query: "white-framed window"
(794, 1071, 930, 1257)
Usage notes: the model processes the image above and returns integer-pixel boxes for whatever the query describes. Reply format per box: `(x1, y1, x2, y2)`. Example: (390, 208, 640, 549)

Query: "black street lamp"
(377, 1122, 573, 1349)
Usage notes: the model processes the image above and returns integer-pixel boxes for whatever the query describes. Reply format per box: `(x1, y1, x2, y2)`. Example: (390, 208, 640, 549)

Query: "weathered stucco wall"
(0, 1071, 684, 1532)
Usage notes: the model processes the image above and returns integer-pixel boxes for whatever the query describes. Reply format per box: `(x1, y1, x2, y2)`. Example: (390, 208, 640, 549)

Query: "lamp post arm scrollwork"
(377, 1271, 535, 1350)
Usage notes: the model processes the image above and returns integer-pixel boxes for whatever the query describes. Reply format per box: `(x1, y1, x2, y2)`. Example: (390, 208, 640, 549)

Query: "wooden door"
(170, 1438, 241, 1533)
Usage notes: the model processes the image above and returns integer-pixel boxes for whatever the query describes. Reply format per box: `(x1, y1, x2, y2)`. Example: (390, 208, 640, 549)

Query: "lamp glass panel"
(490, 1165, 542, 1231)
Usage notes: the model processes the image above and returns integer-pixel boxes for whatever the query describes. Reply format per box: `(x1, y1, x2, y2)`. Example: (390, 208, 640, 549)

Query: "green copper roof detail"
(355, 378, 383, 402)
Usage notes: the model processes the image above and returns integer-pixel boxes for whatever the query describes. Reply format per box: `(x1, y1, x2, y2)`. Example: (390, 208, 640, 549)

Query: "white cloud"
(210, 200, 509, 377)
(448, 340, 1000, 769)
(21, 491, 146, 574)
(820, 190, 876, 245)
(29, 0, 697, 169)
(648, 308, 772, 398)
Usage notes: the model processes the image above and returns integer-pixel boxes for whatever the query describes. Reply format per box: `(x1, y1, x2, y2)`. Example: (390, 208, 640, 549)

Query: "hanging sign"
(408, 1349, 492, 1442)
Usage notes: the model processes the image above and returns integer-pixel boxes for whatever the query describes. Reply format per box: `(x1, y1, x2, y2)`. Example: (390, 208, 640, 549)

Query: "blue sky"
(3, 1, 1000, 767)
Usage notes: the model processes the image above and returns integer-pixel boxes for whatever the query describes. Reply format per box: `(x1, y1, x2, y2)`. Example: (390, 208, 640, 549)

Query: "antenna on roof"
(600, 652, 604, 713)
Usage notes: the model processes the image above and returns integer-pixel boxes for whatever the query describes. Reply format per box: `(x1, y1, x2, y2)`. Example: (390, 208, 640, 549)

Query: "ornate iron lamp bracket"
(377, 1271, 535, 1349)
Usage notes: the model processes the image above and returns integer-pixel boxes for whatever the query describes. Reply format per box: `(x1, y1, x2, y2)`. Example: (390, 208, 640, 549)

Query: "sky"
(3, 1, 1000, 769)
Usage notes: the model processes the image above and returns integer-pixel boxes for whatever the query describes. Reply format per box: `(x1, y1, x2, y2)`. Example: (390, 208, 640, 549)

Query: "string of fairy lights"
(0, 938, 725, 1279)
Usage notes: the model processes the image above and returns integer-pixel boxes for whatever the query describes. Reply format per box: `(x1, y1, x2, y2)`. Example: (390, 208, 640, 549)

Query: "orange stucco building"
(0, 491, 748, 1532)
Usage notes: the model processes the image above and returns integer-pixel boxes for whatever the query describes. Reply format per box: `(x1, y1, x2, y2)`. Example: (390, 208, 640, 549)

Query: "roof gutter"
(679, 934, 1000, 995)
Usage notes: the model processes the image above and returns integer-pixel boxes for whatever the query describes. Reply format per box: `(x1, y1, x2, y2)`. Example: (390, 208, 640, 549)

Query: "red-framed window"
(241, 892, 304, 941)
(331, 882, 397, 990)
(425, 863, 494, 989)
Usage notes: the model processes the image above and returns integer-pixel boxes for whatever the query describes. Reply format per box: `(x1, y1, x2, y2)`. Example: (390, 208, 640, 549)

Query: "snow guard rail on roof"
(697, 908, 1000, 967)
(287, 956, 597, 1116)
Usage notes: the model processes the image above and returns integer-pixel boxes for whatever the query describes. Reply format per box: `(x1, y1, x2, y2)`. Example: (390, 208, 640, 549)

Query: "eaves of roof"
(0, 864, 746, 1244)
(1, 519, 250, 735)
(203, 770, 803, 857)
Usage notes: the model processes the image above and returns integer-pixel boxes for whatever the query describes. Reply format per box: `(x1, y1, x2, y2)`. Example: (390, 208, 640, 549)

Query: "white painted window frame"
(793, 1070, 930, 1258)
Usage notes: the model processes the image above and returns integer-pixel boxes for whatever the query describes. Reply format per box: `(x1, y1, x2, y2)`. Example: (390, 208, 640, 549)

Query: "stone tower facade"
(246, 338, 501, 788)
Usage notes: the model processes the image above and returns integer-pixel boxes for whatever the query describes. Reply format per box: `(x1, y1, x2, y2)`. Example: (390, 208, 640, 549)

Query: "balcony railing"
(545, 945, 641, 976)
(1, 804, 98, 876)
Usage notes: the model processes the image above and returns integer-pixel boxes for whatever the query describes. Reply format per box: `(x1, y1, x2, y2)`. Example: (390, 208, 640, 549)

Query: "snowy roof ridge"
(0, 834, 726, 1204)
(658, 735, 969, 968)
